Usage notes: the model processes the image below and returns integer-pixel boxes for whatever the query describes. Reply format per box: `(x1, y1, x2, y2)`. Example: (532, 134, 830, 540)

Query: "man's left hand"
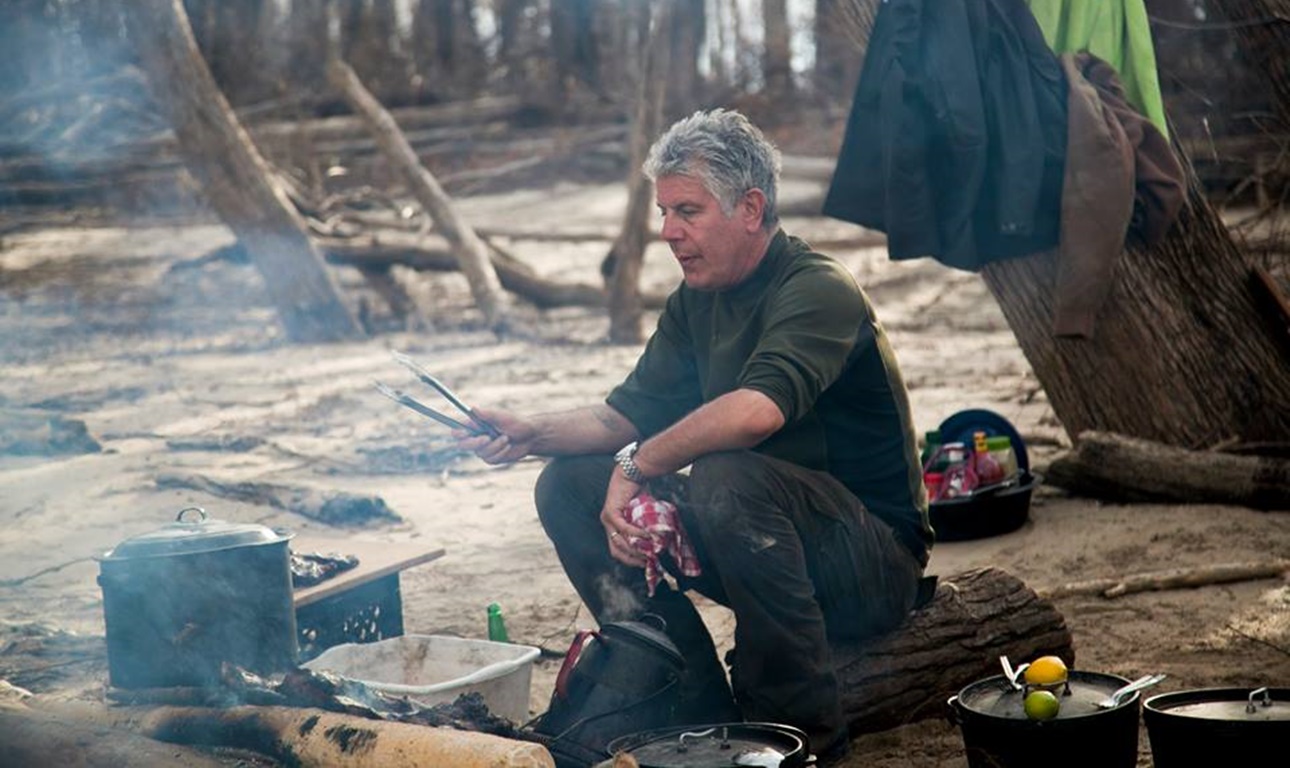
(600, 469, 649, 568)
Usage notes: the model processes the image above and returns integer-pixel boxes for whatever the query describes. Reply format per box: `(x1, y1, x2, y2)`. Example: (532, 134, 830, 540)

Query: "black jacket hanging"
(823, 0, 1067, 271)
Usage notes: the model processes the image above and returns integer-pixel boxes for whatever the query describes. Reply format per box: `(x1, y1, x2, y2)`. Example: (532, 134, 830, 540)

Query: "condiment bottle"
(985, 435, 1019, 480)
(487, 602, 510, 643)
(973, 431, 1005, 486)
(924, 472, 945, 503)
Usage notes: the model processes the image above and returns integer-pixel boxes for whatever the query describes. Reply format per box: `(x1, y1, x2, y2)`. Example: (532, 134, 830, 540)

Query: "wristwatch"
(614, 441, 646, 483)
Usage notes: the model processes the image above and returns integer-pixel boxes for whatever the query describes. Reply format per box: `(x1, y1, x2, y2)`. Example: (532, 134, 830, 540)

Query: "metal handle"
(1247, 686, 1272, 713)
(554, 629, 597, 701)
(175, 507, 207, 523)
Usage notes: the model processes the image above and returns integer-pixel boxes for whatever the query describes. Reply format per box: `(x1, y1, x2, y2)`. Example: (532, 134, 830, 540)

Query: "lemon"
(1023, 689, 1061, 721)
(1024, 655, 1068, 686)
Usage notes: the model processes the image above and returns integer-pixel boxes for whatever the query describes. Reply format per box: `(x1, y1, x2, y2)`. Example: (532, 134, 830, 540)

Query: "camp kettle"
(532, 614, 686, 767)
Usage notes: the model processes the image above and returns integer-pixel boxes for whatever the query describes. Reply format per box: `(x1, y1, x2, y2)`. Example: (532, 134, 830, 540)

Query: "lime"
(1024, 655, 1068, 686)
(1024, 689, 1061, 721)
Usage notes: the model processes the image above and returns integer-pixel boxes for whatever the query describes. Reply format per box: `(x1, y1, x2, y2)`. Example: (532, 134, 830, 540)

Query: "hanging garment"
(1053, 52, 1185, 338)
(823, 0, 1067, 271)
(1026, 0, 1169, 139)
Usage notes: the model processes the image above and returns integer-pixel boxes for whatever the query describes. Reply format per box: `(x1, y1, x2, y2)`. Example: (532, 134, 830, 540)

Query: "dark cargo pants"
(534, 449, 925, 753)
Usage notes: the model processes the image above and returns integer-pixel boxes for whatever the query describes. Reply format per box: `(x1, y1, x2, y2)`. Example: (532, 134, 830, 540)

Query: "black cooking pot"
(532, 614, 685, 767)
(1144, 686, 1290, 767)
(96, 507, 297, 688)
(605, 722, 810, 768)
(947, 671, 1139, 768)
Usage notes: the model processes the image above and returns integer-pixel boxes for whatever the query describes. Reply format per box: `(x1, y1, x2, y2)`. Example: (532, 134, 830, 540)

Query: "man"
(460, 109, 932, 762)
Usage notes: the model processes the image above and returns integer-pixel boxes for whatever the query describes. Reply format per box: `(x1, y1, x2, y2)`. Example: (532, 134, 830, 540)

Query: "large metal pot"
(605, 722, 810, 768)
(947, 671, 1139, 768)
(96, 507, 297, 688)
(1144, 686, 1290, 767)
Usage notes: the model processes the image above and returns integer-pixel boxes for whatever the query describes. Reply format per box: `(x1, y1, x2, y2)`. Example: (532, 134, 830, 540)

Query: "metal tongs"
(374, 351, 501, 438)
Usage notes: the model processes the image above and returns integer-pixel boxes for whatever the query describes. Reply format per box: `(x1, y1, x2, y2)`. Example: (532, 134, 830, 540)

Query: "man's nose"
(661, 214, 683, 241)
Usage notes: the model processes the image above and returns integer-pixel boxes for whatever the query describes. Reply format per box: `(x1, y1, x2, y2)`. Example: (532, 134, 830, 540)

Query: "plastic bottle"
(939, 442, 977, 498)
(986, 435, 1019, 480)
(920, 430, 942, 471)
(487, 602, 510, 643)
(973, 431, 1005, 486)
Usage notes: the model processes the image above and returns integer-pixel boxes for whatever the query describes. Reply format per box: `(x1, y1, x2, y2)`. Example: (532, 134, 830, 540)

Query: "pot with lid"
(1144, 686, 1290, 767)
(947, 670, 1140, 768)
(96, 507, 297, 688)
(605, 722, 810, 768)
(532, 614, 686, 767)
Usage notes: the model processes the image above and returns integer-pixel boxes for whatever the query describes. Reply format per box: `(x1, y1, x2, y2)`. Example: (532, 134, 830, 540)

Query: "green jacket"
(607, 230, 933, 563)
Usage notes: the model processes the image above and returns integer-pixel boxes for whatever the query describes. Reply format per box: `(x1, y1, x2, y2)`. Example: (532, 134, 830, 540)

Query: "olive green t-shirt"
(607, 230, 933, 563)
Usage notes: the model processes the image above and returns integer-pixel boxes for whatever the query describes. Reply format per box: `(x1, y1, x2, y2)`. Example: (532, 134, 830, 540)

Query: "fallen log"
(154, 473, 401, 526)
(0, 703, 230, 768)
(1038, 559, 1290, 600)
(835, 567, 1073, 734)
(1045, 430, 1290, 510)
(29, 702, 555, 768)
(0, 408, 102, 456)
(319, 233, 668, 310)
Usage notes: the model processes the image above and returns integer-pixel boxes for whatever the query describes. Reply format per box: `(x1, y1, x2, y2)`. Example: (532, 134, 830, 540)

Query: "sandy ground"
(1, 181, 1289, 767)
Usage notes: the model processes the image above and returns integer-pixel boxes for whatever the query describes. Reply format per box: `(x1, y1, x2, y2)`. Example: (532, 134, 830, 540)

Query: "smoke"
(593, 573, 643, 623)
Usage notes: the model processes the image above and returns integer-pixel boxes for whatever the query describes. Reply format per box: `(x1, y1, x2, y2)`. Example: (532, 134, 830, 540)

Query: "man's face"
(656, 174, 767, 291)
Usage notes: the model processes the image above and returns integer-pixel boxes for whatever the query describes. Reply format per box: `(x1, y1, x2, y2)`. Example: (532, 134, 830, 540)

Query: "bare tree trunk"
(763, 0, 794, 100)
(550, 0, 601, 102)
(981, 157, 1290, 447)
(1219, 0, 1290, 132)
(607, 0, 673, 344)
(282, 0, 329, 96)
(343, 0, 409, 106)
(666, 0, 705, 115)
(813, 0, 871, 103)
(496, 0, 537, 94)
(410, 0, 488, 102)
(123, 0, 363, 343)
(326, 58, 510, 332)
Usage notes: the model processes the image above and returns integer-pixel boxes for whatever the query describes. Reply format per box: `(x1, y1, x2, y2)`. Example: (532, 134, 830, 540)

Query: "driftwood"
(1045, 430, 1290, 510)
(1039, 560, 1290, 600)
(326, 57, 509, 332)
(154, 473, 401, 526)
(22, 702, 555, 768)
(835, 567, 1072, 733)
(319, 232, 667, 310)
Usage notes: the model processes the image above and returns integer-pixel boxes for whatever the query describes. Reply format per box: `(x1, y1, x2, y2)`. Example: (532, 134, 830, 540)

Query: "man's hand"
(600, 468, 649, 568)
(453, 407, 536, 464)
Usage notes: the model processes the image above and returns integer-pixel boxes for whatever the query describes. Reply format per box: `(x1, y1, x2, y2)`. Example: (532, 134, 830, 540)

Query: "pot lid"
(100, 507, 292, 560)
(956, 671, 1136, 721)
(602, 615, 684, 667)
(606, 723, 808, 768)
(1146, 687, 1290, 722)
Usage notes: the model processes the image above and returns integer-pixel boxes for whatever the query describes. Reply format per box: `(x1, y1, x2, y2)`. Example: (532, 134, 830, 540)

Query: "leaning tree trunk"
(123, 0, 363, 343)
(325, 58, 510, 332)
(606, 0, 672, 344)
(981, 153, 1290, 448)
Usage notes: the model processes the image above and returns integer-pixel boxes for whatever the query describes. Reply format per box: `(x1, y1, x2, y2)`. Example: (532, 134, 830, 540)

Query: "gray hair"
(643, 109, 781, 229)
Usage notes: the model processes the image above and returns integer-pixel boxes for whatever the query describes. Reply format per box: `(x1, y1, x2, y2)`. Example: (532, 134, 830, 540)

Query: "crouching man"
(458, 108, 933, 764)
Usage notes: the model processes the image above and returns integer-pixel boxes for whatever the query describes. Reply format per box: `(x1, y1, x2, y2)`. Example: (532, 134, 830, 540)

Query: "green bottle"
(487, 602, 510, 643)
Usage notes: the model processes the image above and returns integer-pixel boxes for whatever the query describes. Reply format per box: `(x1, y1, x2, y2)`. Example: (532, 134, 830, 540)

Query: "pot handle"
(554, 629, 598, 701)
(176, 506, 207, 523)
(946, 695, 961, 727)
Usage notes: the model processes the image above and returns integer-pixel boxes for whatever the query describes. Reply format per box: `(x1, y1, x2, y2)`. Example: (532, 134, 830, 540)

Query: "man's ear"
(739, 189, 768, 232)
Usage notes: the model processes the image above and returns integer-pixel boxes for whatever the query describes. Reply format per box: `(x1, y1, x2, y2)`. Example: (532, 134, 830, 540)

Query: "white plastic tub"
(302, 634, 542, 723)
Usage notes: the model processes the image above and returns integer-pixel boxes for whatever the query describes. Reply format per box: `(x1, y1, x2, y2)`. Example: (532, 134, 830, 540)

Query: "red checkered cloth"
(621, 491, 702, 597)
